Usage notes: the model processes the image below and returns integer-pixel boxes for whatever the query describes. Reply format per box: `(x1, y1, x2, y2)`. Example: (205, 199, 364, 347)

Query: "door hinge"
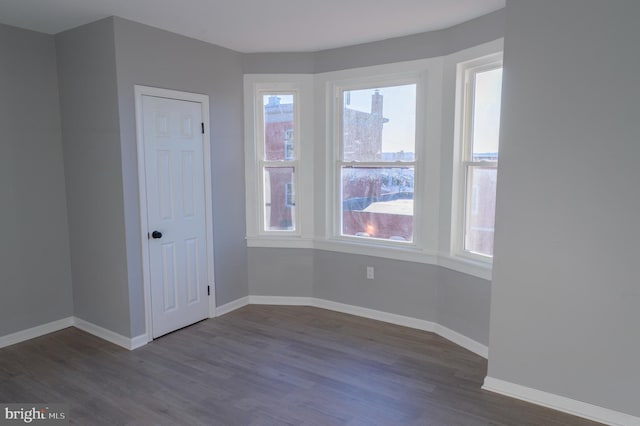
(207, 285, 210, 296)
(201, 122, 205, 134)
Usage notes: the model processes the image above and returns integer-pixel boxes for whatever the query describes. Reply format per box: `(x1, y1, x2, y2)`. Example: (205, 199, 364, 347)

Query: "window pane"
(341, 167, 414, 241)
(263, 94, 294, 161)
(472, 68, 502, 161)
(465, 166, 497, 256)
(342, 84, 416, 162)
(264, 167, 295, 231)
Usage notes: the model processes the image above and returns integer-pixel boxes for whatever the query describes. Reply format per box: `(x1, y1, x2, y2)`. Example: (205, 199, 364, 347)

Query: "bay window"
(244, 41, 504, 279)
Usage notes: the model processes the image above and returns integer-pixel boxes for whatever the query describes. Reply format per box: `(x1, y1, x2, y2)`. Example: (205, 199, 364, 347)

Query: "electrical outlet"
(366, 266, 374, 280)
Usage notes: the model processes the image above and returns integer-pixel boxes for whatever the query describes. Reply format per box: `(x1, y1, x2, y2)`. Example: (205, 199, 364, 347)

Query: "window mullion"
(262, 160, 298, 168)
(339, 161, 416, 168)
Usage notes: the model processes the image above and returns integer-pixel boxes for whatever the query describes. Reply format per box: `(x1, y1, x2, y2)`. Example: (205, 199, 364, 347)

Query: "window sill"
(246, 236, 492, 280)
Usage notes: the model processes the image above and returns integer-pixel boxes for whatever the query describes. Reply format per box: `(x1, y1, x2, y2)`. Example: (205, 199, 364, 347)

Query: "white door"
(142, 95, 210, 338)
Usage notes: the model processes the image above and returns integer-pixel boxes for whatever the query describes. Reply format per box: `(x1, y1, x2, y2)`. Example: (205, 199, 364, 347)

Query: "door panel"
(142, 95, 209, 338)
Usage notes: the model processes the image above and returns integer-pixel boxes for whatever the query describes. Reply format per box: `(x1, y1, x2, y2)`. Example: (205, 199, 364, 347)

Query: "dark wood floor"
(0, 305, 600, 425)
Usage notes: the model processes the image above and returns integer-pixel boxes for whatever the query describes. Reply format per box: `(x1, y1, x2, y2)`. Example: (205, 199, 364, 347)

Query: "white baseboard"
(215, 296, 250, 316)
(215, 295, 488, 359)
(310, 298, 488, 358)
(0, 317, 74, 349)
(483, 377, 640, 426)
(312, 298, 437, 332)
(0, 297, 487, 360)
(433, 323, 489, 358)
(129, 334, 149, 350)
(73, 317, 147, 351)
(249, 295, 314, 306)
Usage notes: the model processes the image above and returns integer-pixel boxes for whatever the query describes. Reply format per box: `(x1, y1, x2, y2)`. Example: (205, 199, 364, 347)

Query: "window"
(456, 55, 503, 259)
(337, 83, 417, 243)
(260, 92, 298, 232)
(244, 76, 313, 246)
(244, 43, 503, 279)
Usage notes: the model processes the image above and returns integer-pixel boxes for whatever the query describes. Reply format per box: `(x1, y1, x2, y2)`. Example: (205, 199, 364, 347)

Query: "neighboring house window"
(260, 92, 298, 232)
(456, 55, 503, 259)
(284, 129, 294, 160)
(284, 182, 294, 207)
(337, 83, 417, 243)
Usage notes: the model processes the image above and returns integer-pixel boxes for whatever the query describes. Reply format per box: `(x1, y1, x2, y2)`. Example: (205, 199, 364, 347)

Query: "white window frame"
(257, 89, 299, 234)
(244, 75, 314, 248)
(333, 77, 420, 246)
(451, 52, 503, 265)
(316, 59, 442, 263)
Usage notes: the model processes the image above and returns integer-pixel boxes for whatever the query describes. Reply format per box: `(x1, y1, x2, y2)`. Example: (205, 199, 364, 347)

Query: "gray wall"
(112, 18, 249, 335)
(314, 251, 440, 324)
(437, 268, 491, 345)
(488, 0, 640, 416)
(56, 18, 132, 337)
(243, 9, 504, 74)
(248, 248, 492, 346)
(243, 52, 315, 75)
(248, 248, 314, 297)
(0, 23, 73, 335)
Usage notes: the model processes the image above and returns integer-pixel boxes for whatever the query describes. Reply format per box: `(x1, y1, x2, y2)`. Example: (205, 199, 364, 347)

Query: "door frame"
(134, 85, 216, 343)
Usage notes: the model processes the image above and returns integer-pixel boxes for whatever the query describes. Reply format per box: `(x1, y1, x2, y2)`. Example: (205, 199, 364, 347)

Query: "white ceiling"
(0, 0, 505, 53)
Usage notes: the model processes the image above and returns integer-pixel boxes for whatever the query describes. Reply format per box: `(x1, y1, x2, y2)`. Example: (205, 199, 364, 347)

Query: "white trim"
(249, 295, 314, 306)
(434, 323, 489, 358)
(73, 317, 147, 351)
(0, 317, 74, 349)
(244, 75, 315, 243)
(240, 295, 488, 358)
(129, 334, 149, 350)
(256, 89, 300, 235)
(483, 377, 640, 426)
(322, 63, 442, 256)
(449, 50, 503, 267)
(0, 317, 147, 351)
(134, 85, 216, 341)
(215, 296, 250, 316)
(311, 298, 487, 358)
(312, 298, 436, 331)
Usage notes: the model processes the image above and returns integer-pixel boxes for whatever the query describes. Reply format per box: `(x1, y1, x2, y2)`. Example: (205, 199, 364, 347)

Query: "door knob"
(151, 231, 163, 239)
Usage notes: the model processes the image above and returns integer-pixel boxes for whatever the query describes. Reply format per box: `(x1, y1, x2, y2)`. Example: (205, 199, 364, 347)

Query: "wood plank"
(0, 305, 601, 425)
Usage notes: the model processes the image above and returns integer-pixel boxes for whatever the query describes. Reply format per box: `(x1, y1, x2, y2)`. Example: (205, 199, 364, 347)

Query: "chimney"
(267, 95, 281, 106)
(371, 90, 383, 116)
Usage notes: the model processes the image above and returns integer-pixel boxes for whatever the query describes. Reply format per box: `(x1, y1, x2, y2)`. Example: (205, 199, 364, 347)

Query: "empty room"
(1, 0, 638, 424)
